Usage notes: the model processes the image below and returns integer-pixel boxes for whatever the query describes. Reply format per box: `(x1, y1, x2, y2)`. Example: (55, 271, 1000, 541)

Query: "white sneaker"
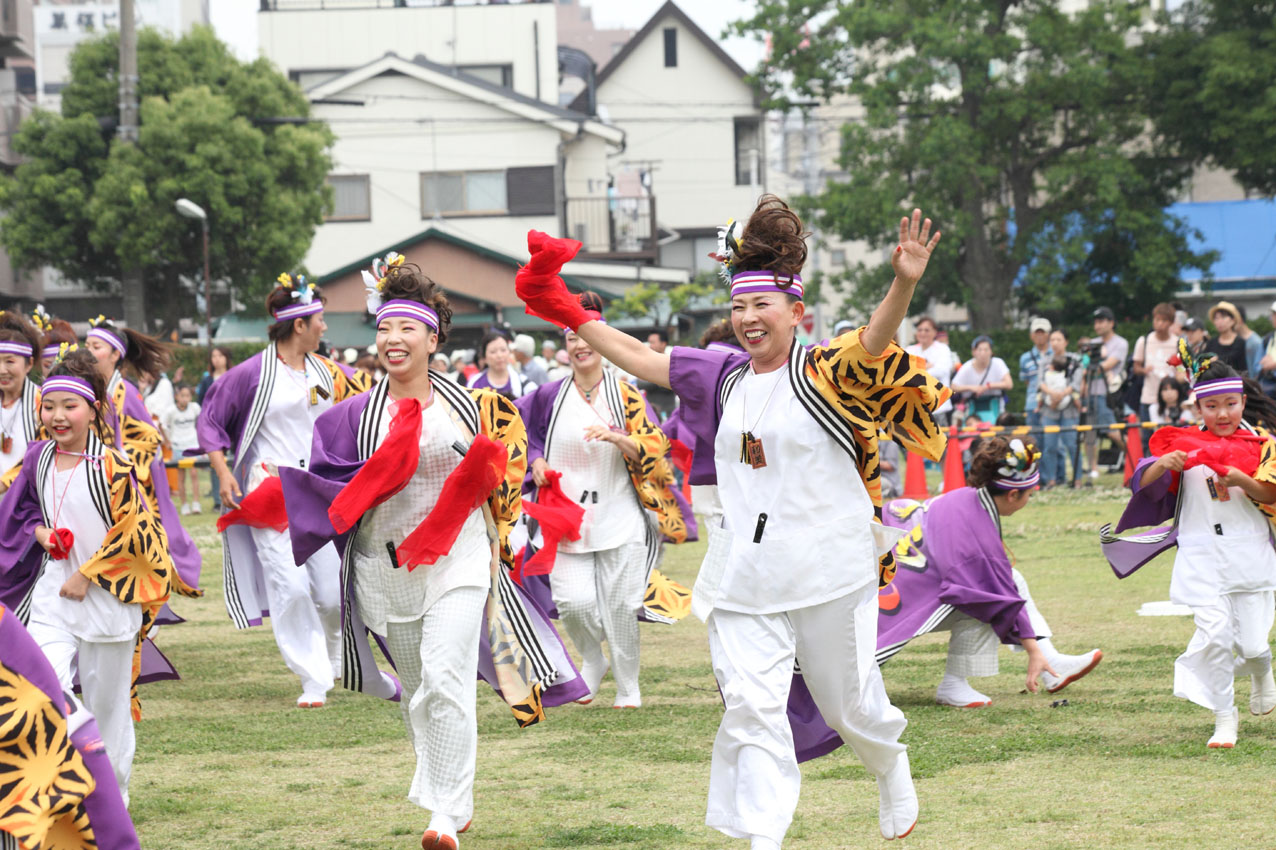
(180, 503, 191, 516)
(1040, 649, 1103, 694)
(190, 501, 202, 515)
(1089, 469, 1100, 480)
(1207, 707, 1238, 749)
(935, 676, 991, 708)
(1250, 669, 1276, 716)
(574, 655, 609, 705)
(876, 751, 918, 840)
(612, 692, 641, 709)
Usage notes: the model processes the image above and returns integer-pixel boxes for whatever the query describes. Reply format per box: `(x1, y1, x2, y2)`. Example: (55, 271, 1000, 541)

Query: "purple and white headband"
(0, 341, 33, 358)
(730, 270, 805, 301)
(1194, 377, 1244, 399)
(272, 301, 324, 323)
(375, 299, 439, 332)
(41, 344, 60, 359)
(87, 327, 126, 357)
(41, 376, 96, 404)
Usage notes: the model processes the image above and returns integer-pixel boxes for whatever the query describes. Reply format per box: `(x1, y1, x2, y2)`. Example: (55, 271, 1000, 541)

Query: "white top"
(352, 398, 490, 635)
(548, 385, 645, 553)
(905, 341, 957, 414)
(711, 367, 882, 614)
(1133, 332, 1182, 405)
(163, 402, 201, 451)
(0, 394, 28, 475)
(952, 356, 1011, 392)
(246, 360, 333, 475)
(1172, 464, 1276, 605)
(30, 460, 140, 642)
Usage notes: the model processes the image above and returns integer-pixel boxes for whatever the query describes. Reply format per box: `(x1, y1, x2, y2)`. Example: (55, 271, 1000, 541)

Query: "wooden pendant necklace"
(739, 366, 786, 469)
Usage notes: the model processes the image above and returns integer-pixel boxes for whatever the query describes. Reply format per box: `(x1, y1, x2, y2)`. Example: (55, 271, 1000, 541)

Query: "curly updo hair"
(1195, 359, 1276, 432)
(967, 435, 1040, 491)
(0, 310, 41, 366)
(700, 317, 740, 349)
(733, 194, 810, 289)
(379, 263, 453, 345)
(45, 348, 110, 439)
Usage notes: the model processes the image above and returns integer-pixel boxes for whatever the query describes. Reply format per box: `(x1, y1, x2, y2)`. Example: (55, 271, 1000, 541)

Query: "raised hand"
(891, 209, 941, 288)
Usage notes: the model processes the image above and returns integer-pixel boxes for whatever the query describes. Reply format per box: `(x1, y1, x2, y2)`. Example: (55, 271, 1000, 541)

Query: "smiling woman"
(0, 310, 42, 481)
(514, 195, 948, 848)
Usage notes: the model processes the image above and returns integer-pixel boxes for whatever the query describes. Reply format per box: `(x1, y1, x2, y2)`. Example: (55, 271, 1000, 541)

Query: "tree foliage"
(605, 272, 723, 331)
(735, 0, 1214, 329)
(1145, 0, 1276, 196)
(0, 27, 333, 330)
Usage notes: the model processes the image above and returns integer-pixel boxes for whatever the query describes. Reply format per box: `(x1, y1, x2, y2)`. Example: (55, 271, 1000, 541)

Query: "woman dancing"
(514, 196, 947, 847)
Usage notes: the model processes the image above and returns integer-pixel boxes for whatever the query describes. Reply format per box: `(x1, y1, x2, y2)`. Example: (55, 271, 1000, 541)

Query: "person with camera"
(1081, 307, 1128, 481)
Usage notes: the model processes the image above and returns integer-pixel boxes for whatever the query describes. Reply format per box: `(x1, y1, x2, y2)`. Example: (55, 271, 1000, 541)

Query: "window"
(458, 64, 513, 89)
(831, 249, 847, 267)
(663, 27, 677, 67)
(421, 171, 508, 216)
(326, 174, 371, 221)
(734, 118, 761, 186)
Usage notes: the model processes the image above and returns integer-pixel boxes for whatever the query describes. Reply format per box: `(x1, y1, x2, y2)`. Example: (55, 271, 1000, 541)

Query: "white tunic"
(711, 368, 880, 615)
(1171, 464, 1276, 605)
(245, 361, 333, 477)
(352, 398, 490, 635)
(548, 386, 645, 553)
(29, 461, 140, 642)
(0, 394, 28, 474)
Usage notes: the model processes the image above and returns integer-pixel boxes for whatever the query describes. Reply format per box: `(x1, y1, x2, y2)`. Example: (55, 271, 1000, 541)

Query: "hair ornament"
(707, 218, 744, 284)
(31, 304, 52, 332)
(992, 438, 1042, 490)
(1167, 337, 1215, 387)
(360, 252, 405, 313)
(52, 342, 78, 368)
(88, 315, 109, 329)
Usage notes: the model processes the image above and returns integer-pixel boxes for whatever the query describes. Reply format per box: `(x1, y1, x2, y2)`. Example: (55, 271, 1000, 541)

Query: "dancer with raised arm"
(197, 275, 366, 708)
(514, 196, 947, 848)
(279, 260, 586, 850)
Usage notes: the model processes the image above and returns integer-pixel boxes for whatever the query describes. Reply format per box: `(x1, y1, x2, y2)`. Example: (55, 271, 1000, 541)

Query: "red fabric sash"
(48, 527, 74, 560)
(396, 435, 508, 571)
(519, 469, 584, 579)
(328, 397, 423, 534)
(515, 231, 598, 330)
(217, 475, 289, 533)
(1149, 426, 1268, 481)
(669, 437, 693, 478)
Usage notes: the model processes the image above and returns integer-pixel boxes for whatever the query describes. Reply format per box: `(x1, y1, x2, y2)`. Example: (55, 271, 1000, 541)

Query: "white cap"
(1029, 317, 1052, 334)
(513, 333, 535, 357)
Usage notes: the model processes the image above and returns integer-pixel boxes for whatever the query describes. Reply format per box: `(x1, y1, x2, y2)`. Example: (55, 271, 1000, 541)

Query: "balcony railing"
(564, 196, 658, 263)
(261, 0, 549, 10)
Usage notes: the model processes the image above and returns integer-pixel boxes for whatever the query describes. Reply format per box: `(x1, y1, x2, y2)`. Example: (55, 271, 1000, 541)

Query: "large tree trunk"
(957, 195, 1013, 331)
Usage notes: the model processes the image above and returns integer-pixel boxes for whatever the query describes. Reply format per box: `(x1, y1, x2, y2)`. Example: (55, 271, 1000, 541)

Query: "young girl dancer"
(0, 310, 42, 480)
(517, 313, 691, 708)
(0, 348, 172, 804)
(197, 276, 364, 708)
(279, 261, 585, 849)
(514, 197, 947, 847)
(83, 317, 202, 598)
(876, 437, 1102, 706)
(1104, 344, 1276, 748)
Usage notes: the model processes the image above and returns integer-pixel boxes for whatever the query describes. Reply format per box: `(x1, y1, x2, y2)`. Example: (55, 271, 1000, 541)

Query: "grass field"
(128, 478, 1276, 849)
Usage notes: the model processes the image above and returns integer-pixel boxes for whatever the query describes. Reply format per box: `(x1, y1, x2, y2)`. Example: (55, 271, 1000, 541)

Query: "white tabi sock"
(427, 813, 458, 839)
(750, 836, 781, 850)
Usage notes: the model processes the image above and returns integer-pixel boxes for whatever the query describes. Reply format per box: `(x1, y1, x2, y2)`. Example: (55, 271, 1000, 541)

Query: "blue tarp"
(1170, 199, 1276, 285)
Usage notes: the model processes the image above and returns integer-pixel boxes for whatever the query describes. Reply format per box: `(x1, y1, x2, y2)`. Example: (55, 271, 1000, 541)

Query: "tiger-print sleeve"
(0, 460, 21, 490)
(807, 327, 950, 463)
(476, 389, 528, 569)
(114, 384, 160, 485)
(1251, 428, 1276, 525)
(619, 381, 670, 483)
(80, 450, 172, 613)
(328, 358, 372, 402)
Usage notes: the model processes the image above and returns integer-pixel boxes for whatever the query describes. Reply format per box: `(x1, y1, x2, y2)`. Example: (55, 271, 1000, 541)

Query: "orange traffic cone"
(903, 450, 930, 501)
(943, 425, 966, 493)
(1123, 413, 1144, 486)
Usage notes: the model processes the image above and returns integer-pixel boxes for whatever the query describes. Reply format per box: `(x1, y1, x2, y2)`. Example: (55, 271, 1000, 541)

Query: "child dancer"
(0, 347, 172, 804)
(164, 382, 202, 514)
(279, 261, 586, 849)
(1103, 342, 1276, 747)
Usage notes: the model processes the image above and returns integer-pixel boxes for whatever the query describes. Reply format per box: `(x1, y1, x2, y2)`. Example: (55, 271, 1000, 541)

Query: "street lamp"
(175, 198, 212, 348)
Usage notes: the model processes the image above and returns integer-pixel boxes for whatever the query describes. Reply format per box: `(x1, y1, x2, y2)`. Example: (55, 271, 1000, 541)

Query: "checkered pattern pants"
(940, 569, 1054, 678)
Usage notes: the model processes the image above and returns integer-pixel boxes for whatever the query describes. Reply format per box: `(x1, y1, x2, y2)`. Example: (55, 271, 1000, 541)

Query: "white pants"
(706, 584, 906, 845)
(942, 568, 1054, 678)
(27, 621, 135, 802)
(1175, 590, 1275, 711)
(384, 586, 486, 821)
(550, 542, 646, 698)
(252, 526, 341, 696)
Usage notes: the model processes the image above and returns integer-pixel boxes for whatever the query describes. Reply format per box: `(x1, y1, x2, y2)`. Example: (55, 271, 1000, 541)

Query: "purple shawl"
(0, 606, 141, 848)
(666, 346, 748, 485)
(195, 350, 265, 461)
(279, 389, 587, 708)
(1097, 455, 1181, 579)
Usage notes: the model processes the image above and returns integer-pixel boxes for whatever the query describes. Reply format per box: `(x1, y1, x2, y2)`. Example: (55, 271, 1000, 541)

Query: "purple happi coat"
(277, 377, 587, 714)
(876, 487, 1038, 664)
(0, 605, 140, 850)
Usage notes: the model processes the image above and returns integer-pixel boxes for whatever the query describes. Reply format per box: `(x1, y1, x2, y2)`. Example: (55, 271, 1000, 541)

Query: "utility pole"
(118, 0, 147, 329)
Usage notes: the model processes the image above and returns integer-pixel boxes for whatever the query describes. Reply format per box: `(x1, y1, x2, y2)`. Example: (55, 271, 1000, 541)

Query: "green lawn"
(130, 478, 1276, 849)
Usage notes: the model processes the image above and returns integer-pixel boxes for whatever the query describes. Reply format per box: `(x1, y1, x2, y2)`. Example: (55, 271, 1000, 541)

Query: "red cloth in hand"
(515, 231, 598, 331)
(217, 475, 289, 533)
(520, 469, 584, 578)
(397, 435, 508, 571)
(47, 527, 74, 560)
(328, 398, 423, 534)
(669, 438, 693, 477)
(1149, 426, 1268, 481)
